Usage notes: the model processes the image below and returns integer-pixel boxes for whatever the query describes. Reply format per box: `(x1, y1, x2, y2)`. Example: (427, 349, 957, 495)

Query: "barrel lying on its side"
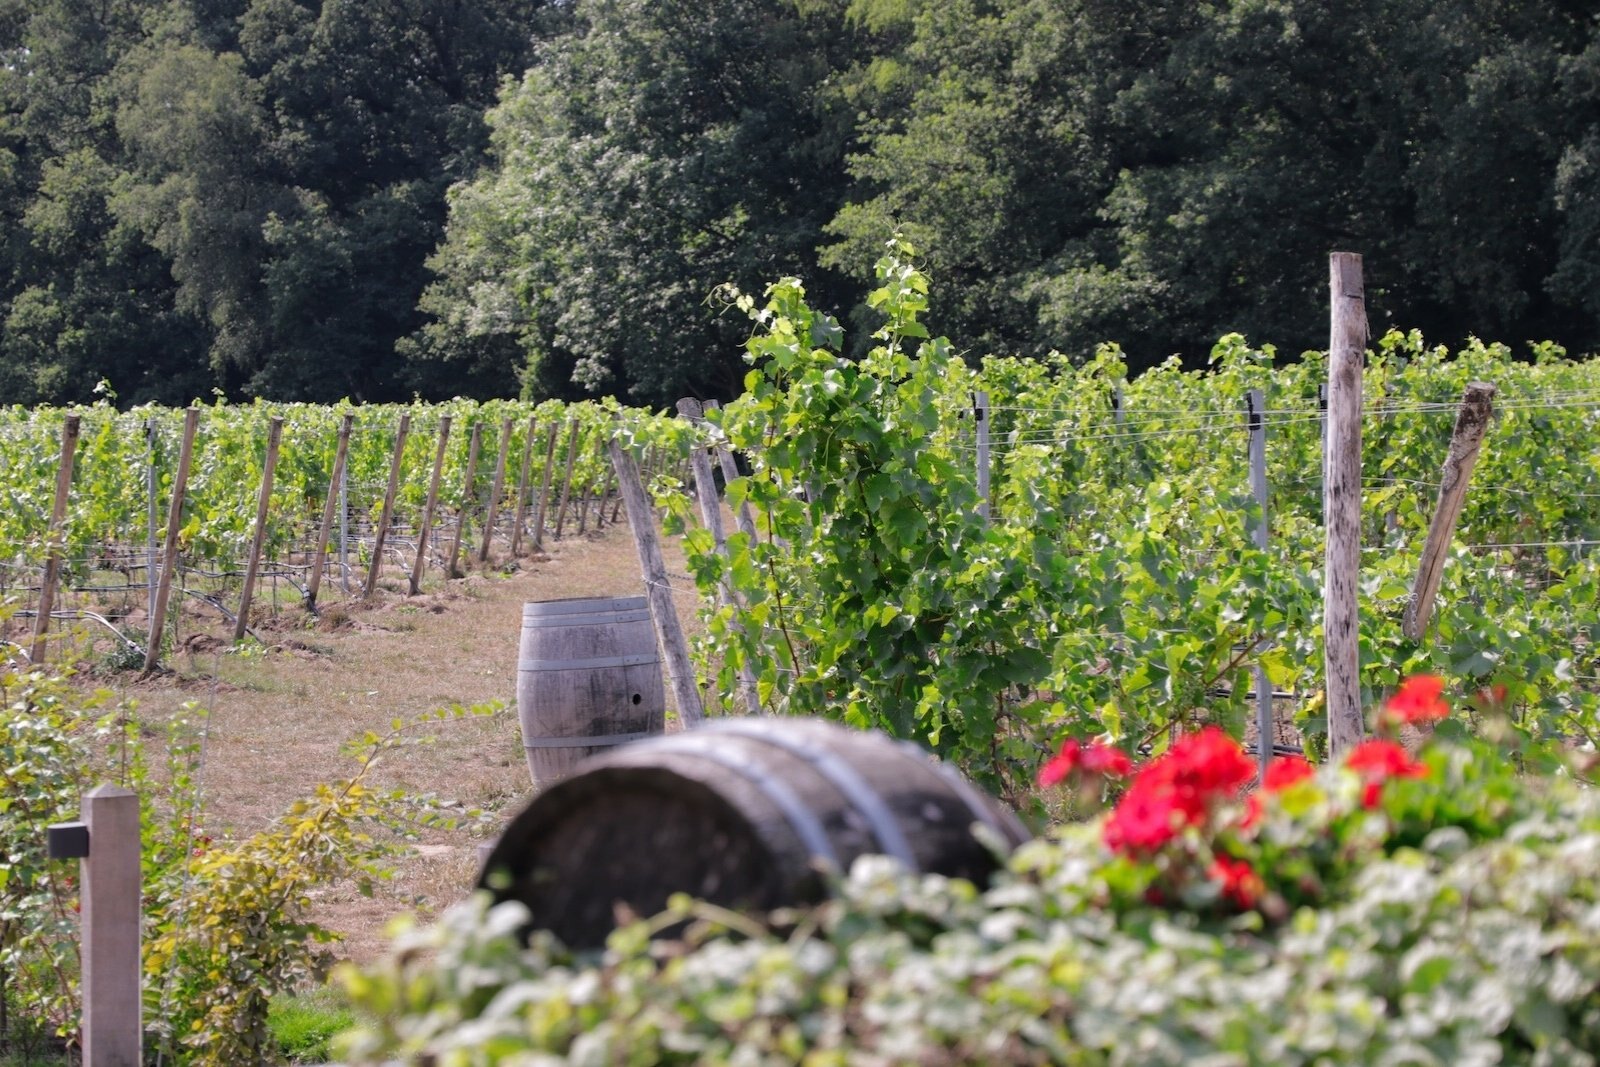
(479, 717, 1032, 949)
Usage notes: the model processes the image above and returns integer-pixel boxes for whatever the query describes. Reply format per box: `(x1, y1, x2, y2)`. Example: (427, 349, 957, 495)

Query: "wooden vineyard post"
(448, 422, 482, 579)
(553, 418, 581, 540)
(364, 413, 410, 598)
(530, 419, 560, 552)
(510, 416, 537, 556)
(1403, 382, 1497, 641)
(704, 401, 756, 539)
(233, 415, 283, 640)
(1246, 390, 1273, 780)
(144, 408, 199, 673)
(1325, 252, 1367, 755)
(678, 399, 762, 715)
(410, 415, 453, 595)
(79, 785, 142, 1067)
(146, 418, 158, 619)
(609, 435, 705, 727)
(306, 413, 354, 611)
(593, 453, 616, 530)
(973, 390, 991, 523)
(478, 418, 513, 563)
(31, 414, 80, 664)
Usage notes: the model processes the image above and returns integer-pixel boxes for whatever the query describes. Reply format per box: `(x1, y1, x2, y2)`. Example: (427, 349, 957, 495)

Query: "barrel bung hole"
(631, 693, 642, 705)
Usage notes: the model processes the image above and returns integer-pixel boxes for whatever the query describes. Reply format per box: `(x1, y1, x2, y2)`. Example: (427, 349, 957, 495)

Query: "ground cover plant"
(336, 681, 1600, 1065)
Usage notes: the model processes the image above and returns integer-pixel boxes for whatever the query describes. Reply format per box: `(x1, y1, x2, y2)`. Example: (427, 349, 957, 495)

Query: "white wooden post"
(1325, 252, 1367, 755)
(973, 391, 990, 523)
(81, 785, 142, 1067)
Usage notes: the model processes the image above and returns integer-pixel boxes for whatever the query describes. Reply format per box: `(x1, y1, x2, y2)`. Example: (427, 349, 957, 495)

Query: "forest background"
(3, 0, 1598, 410)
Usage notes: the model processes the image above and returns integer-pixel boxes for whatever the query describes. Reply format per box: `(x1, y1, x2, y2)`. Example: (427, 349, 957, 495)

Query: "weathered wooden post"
(306, 413, 354, 612)
(1403, 382, 1496, 641)
(410, 415, 453, 595)
(448, 422, 482, 579)
(973, 391, 991, 523)
(144, 408, 200, 674)
(1246, 390, 1273, 779)
(31, 414, 80, 664)
(609, 435, 705, 727)
(62, 785, 142, 1066)
(510, 415, 538, 557)
(478, 418, 513, 563)
(234, 416, 283, 640)
(1325, 252, 1367, 755)
(529, 418, 560, 553)
(553, 418, 581, 540)
(364, 413, 410, 598)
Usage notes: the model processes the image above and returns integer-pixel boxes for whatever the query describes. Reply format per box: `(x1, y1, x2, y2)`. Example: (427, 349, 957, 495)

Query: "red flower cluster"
(1382, 674, 1449, 727)
(1037, 738, 1133, 788)
(1102, 727, 1254, 855)
(1345, 738, 1427, 808)
(1209, 856, 1264, 910)
(1262, 754, 1314, 792)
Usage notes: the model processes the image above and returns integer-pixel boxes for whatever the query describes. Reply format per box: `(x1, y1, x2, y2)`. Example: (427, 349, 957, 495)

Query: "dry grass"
(95, 520, 702, 964)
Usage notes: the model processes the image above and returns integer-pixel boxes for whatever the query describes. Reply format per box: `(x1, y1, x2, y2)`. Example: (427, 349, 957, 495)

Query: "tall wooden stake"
(233, 415, 283, 640)
(609, 436, 705, 727)
(1325, 252, 1368, 755)
(704, 400, 756, 540)
(530, 418, 560, 552)
(364, 413, 410, 597)
(144, 408, 199, 673)
(306, 413, 353, 611)
(974, 391, 991, 523)
(553, 418, 581, 539)
(510, 415, 537, 556)
(31, 414, 80, 664)
(410, 416, 453, 595)
(1403, 382, 1496, 641)
(1246, 390, 1273, 780)
(449, 422, 482, 579)
(478, 418, 513, 562)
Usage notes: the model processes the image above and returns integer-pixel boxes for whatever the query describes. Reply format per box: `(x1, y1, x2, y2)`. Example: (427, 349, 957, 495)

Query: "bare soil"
(92, 521, 701, 964)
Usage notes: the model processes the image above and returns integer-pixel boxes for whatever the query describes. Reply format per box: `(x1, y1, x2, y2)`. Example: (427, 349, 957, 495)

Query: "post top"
(85, 784, 137, 799)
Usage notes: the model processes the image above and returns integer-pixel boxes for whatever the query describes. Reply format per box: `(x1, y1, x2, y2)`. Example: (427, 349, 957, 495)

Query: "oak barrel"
(479, 717, 1031, 948)
(516, 596, 665, 789)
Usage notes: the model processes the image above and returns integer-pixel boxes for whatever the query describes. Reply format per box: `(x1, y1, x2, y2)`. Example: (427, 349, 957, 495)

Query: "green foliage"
(674, 247, 1600, 796)
(336, 729, 1600, 1065)
(267, 988, 355, 1064)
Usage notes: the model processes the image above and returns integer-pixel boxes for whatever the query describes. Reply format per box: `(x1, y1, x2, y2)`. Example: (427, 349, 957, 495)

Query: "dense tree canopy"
(1, 0, 1597, 407)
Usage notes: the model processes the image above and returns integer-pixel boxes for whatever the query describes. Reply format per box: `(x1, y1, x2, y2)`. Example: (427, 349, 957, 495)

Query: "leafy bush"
(336, 688, 1600, 1065)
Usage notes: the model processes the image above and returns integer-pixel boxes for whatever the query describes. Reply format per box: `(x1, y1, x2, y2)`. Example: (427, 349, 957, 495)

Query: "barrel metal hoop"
(658, 735, 840, 869)
(704, 721, 918, 868)
(519, 653, 658, 671)
(523, 597, 648, 618)
(521, 609, 653, 628)
(523, 731, 656, 749)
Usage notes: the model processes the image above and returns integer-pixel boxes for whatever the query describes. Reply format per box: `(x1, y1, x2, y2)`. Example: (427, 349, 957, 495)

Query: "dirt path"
(110, 520, 701, 963)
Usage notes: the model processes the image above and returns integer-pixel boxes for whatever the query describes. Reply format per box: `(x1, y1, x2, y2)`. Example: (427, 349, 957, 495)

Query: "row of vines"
(670, 244, 1600, 801)
(0, 396, 694, 662)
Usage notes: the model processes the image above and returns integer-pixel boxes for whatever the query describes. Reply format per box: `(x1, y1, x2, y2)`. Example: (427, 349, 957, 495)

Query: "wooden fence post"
(973, 391, 991, 523)
(1403, 382, 1497, 641)
(703, 401, 756, 540)
(510, 416, 538, 556)
(609, 435, 705, 727)
(31, 414, 80, 664)
(1325, 252, 1368, 755)
(80, 785, 141, 1067)
(478, 418, 513, 563)
(306, 413, 353, 612)
(529, 419, 560, 553)
(448, 422, 482, 579)
(233, 415, 283, 640)
(144, 408, 199, 674)
(553, 418, 581, 540)
(364, 413, 410, 598)
(1246, 390, 1273, 779)
(411, 415, 453, 595)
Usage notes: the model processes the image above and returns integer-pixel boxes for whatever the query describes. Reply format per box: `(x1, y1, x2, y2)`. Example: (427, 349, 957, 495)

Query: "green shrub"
(336, 689, 1600, 1065)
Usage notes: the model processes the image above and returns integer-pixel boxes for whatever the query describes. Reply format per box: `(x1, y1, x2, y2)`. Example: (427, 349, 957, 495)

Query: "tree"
(407, 0, 863, 405)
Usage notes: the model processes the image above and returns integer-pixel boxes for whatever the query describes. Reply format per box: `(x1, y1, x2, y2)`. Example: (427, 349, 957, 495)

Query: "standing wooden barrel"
(516, 596, 665, 789)
(480, 718, 1031, 948)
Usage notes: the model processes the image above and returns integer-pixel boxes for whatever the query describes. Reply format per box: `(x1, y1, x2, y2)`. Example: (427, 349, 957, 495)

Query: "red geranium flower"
(1038, 738, 1132, 788)
(1262, 755, 1314, 792)
(1102, 782, 1184, 854)
(1344, 738, 1428, 808)
(1209, 856, 1264, 910)
(1385, 675, 1449, 725)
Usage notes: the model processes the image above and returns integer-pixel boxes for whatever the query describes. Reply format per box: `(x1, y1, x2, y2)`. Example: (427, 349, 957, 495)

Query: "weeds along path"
(109, 519, 700, 963)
